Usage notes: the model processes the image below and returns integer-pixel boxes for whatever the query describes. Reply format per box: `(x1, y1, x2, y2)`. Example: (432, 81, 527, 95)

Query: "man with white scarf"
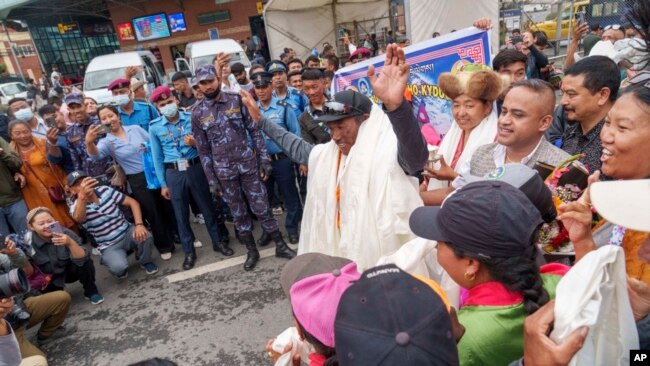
(239, 44, 427, 270)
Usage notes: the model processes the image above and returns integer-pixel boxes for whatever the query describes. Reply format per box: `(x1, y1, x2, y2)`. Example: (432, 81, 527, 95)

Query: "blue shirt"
(258, 97, 301, 154)
(70, 186, 129, 250)
(274, 86, 309, 120)
(91, 125, 149, 175)
(118, 101, 160, 132)
(149, 111, 198, 188)
(47, 133, 75, 174)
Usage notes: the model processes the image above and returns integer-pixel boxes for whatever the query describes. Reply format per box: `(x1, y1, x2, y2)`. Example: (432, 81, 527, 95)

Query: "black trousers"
(44, 259, 99, 298)
(127, 172, 176, 254)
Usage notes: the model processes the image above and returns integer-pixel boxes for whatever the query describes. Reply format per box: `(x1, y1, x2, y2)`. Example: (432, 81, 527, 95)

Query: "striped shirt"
(71, 186, 129, 250)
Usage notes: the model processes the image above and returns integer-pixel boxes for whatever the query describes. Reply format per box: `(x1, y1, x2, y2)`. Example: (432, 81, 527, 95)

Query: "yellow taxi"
(530, 0, 590, 39)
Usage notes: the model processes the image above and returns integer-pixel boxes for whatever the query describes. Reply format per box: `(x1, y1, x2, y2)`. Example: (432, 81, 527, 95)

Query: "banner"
(333, 27, 491, 140)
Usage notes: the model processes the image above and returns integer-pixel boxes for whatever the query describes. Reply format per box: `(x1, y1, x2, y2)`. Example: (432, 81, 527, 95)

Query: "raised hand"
(240, 90, 261, 123)
(367, 44, 410, 111)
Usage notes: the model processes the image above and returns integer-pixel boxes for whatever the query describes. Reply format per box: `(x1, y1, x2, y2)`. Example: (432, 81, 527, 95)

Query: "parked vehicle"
(174, 39, 251, 75)
(531, 0, 590, 39)
(83, 51, 166, 104)
(0, 82, 27, 106)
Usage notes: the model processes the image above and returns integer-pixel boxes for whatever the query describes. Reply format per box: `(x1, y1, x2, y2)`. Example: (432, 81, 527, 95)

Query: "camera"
(0, 268, 29, 299)
(0, 269, 31, 329)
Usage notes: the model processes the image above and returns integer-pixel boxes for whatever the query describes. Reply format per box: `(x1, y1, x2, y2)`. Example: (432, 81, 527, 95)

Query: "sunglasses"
(604, 24, 623, 31)
(322, 101, 364, 116)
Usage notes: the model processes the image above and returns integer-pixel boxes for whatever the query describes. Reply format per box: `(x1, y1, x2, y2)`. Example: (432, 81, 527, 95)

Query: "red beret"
(150, 86, 173, 103)
(107, 78, 131, 91)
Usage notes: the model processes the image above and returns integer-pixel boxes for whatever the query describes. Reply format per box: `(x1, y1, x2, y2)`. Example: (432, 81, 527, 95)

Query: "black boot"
(218, 223, 230, 245)
(183, 251, 197, 270)
(241, 234, 259, 271)
(212, 241, 234, 256)
(271, 231, 296, 259)
(257, 231, 272, 247)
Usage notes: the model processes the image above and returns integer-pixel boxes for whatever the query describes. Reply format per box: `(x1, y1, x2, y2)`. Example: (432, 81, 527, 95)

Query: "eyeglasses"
(604, 24, 623, 31)
(322, 101, 364, 116)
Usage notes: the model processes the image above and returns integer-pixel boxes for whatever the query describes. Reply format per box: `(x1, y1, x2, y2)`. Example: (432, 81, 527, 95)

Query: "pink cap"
(290, 262, 360, 348)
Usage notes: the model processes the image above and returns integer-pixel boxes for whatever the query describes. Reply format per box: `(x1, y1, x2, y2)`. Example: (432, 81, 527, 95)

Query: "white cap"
(591, 179, 650, 232)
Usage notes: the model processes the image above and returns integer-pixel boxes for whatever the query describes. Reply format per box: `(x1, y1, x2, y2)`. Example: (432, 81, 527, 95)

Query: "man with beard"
(192, 64, 296, 272)
(231, 62, 254, 92)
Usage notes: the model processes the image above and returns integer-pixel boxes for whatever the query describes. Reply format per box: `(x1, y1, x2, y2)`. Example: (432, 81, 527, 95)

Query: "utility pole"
(1, 20, 25, 82)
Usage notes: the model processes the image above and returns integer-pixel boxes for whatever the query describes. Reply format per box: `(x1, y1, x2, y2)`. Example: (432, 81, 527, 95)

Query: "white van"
(83, 51, 166, 104)
(175, 39, 251, 75)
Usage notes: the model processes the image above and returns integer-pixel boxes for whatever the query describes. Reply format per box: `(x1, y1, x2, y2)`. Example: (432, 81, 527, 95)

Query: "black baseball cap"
(334, 264, 458, 366)
(251, 71, 273, 87)
(316, 90, 373, 123)
(461, 163, 557, 223)
(67, 170, 88, 186)
(409, 181, 543, 258)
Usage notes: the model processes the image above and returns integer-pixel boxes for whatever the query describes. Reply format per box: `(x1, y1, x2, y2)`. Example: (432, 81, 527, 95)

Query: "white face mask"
(113, 94, 131, 106)
(14, 108, 34, 122)
(159, 103, 178, 118)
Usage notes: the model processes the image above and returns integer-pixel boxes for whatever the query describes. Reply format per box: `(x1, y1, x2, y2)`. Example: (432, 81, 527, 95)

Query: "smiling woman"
(559, 84, 650, 284)
(421, 69, 508, 204)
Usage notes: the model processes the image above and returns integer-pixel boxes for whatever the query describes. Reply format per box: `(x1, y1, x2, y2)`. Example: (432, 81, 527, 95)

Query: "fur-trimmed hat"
(438, 70, 509, 102)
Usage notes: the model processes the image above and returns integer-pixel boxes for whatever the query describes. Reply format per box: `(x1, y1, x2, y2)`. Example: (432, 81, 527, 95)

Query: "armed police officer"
(191, 64, 296, 272)
(253, 72, 303, 244)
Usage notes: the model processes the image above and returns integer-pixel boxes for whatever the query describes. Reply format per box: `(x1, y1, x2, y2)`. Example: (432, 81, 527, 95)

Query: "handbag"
(106, 140, 128, 191)
(23, 148, 67, 203)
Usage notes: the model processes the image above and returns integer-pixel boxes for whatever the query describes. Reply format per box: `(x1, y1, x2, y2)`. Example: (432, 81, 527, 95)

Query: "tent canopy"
(263, 0, 499, 60)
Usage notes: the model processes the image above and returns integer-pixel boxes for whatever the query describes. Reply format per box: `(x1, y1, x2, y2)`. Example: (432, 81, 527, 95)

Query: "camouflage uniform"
(66, 116, 113, 177)
(191, 92, 279, 236)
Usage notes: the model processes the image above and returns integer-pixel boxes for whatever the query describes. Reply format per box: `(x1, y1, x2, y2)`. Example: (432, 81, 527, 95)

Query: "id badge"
(177, 158, 188, 171)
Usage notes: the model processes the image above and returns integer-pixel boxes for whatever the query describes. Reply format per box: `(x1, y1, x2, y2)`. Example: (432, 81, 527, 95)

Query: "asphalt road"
(29, 218, 295, 366)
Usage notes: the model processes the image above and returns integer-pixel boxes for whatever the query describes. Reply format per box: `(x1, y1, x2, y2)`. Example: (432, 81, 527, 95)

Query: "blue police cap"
(266, 60, 287, 74)
(195, 64, 217, 82)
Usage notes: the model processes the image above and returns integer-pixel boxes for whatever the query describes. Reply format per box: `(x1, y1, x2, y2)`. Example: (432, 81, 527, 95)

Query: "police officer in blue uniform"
(108, 78, 160, 132)
(63, 93, 113, 177)
(148, 86, 232, 270)
(191, 64, 296, 272)
(252, 72, 303, 244)
(266, 60, 309, 120)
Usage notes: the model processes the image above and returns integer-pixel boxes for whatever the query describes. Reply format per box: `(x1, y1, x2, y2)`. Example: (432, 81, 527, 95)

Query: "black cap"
(409, 181, 543, 258)
(461, 163, 556, 223)
(251, 71, 273, 87)
(316, 90, 373, 123)
(335, 264, 458, 366)
(67, 170, 88, 186)
(231, 62, 246, 74)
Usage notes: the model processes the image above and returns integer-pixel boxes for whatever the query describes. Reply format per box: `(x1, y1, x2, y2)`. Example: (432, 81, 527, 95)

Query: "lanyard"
(166, 122, 185, 158)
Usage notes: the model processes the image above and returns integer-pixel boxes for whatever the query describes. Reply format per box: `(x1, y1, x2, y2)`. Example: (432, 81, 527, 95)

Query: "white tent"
(263, 0, 499, 60)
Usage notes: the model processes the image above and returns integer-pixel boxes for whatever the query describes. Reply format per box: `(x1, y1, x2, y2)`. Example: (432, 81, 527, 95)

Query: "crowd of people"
(0, 2, 649, 365)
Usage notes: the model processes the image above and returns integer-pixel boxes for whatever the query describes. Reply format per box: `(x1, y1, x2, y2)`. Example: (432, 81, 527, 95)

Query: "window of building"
(197, 10, 231, 25)
(17, 44, 35, 56)
(30, 24, 119, 76)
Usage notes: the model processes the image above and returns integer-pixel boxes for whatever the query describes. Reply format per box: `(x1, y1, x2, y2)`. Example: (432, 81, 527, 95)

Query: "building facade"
(109, 0, 267, 74)
(0, 24, 41, 82)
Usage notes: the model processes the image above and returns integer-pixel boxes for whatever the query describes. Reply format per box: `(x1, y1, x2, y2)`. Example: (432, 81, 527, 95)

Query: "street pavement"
(30, 217, 296, 366)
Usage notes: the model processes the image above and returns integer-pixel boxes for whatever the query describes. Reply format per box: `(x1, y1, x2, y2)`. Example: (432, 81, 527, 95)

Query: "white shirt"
(492, 137, 544, 167)
(31, 117, 48, 140)
(452, 137, 544, 189)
